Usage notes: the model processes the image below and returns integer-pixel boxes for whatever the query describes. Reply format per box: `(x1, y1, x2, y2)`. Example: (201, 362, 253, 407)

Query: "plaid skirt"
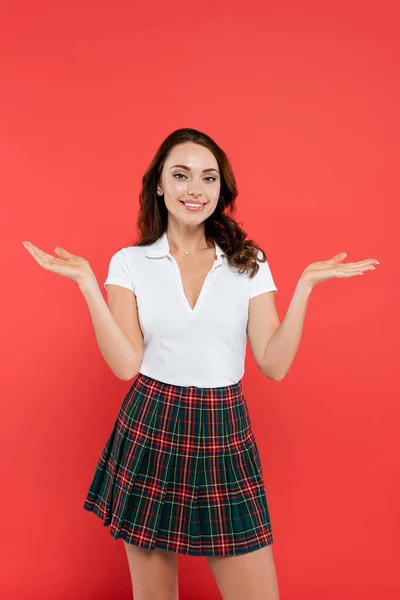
(83, 372, 274, 556)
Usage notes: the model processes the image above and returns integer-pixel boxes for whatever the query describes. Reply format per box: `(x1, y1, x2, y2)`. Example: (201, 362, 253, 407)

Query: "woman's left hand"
(300, 252, 379, 290)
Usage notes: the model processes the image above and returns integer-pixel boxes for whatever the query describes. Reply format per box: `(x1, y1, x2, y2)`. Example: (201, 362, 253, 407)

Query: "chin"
(181, 214, 208, 224)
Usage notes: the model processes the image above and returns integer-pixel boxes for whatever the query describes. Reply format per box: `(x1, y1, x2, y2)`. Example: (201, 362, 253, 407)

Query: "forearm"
(262, 278, 313, 381)
(78, 272, 142, 380)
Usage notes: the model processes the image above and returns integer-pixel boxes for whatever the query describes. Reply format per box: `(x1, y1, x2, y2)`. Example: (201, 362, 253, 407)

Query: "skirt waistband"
(133, 372, 244, 407)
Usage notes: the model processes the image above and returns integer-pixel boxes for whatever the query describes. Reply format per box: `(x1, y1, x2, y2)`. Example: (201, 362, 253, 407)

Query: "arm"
(248, 248, 379, 381)
(21, 241, 144, 380)
(247, 279, 312, 381)
(78, 272, 143, 380)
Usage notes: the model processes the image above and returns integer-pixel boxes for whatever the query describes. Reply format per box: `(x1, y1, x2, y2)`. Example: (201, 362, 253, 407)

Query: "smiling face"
(157, 142, 221, 226)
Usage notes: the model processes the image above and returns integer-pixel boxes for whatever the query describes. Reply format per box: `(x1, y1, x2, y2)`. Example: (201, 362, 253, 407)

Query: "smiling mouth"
(179, 200, 206, 205)
(179, 200, 206, 211)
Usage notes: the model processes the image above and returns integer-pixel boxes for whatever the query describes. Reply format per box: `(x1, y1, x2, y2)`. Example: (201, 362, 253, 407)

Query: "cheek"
(167, 180, 186, 195)
(211, 189, 220, 203)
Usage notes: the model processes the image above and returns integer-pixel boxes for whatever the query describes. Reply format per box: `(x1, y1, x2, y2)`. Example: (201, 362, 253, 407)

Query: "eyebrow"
(170, 164, 219, 174)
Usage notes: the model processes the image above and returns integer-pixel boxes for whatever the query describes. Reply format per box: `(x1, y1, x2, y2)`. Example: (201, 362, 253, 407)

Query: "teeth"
(184, 203, 203, 207)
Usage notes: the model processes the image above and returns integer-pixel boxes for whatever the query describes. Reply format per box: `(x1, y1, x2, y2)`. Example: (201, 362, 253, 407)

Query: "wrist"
(297, 276, 314, 296)
(78, 270, 98, 293)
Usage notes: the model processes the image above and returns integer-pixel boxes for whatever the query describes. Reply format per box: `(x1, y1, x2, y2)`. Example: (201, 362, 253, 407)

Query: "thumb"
(54, 247, 74, 258)
(332, 252, 347, 263)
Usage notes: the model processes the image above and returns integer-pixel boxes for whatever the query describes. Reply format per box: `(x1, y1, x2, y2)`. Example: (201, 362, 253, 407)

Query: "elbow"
(119, 355, 143, 381)
(119, 366, 140, 381)
(269, 373, 284, 382)
(119, 372, 136, 381)
(271, 368, 287, 381)
(272, 374, 285, 382)
(262, 367, 285, 382)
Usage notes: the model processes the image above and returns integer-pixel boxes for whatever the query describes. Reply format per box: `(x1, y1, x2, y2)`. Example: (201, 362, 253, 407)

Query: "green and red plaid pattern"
(83, 373, 274, 556)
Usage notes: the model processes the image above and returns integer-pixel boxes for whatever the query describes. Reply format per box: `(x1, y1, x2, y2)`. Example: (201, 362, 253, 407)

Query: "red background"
(1, 1, 398, 598)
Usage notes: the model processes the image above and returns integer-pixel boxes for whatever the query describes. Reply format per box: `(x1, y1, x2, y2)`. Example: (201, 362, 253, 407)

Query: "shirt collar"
(145, 231, 225, 259)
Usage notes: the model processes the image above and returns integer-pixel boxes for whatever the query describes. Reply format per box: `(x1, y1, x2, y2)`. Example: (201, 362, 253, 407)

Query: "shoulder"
(109, 244, 148, 262)
(253, 247, 273, 269)
(248, 248, 278, 297)
(106, 246, 149, 280)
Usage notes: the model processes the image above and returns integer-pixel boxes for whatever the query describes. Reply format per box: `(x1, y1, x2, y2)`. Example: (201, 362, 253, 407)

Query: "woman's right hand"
(22, 241, 94, 285)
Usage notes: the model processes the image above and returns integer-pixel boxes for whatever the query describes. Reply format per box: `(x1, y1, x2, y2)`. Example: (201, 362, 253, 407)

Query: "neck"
(166, 222, 208, 250)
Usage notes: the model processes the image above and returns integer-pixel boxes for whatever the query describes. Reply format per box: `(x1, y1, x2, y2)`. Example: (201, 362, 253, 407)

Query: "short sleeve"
(249, 250, 278, 299)
(104, 248, 135, 292)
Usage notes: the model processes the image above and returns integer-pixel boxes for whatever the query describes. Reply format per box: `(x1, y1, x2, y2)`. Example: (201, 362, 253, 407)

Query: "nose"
(187, 187, 202, 198)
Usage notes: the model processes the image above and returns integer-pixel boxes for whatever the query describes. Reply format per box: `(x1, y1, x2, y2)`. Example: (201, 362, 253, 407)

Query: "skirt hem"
(83, 503, 274, 557)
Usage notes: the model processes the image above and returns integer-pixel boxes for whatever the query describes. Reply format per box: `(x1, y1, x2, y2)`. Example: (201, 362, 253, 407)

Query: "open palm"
(301, 252, 379, 288)
(22, 241, 92, 284)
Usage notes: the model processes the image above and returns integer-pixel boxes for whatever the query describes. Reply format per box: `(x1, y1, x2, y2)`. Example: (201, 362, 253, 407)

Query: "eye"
(173, 173, 216, 182)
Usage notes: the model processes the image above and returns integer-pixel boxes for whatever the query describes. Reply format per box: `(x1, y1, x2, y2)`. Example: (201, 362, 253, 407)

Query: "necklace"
(168, 239, 209, 255)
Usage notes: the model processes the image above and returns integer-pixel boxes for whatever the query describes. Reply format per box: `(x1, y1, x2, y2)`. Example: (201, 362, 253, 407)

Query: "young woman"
(23, 128, 378, 600)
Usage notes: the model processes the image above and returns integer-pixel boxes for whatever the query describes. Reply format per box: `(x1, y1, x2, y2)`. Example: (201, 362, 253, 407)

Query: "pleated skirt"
(83, 372, 274, 556)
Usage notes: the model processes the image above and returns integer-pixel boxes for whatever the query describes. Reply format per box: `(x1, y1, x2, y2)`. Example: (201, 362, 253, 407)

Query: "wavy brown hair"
(132, 127, 269, 278)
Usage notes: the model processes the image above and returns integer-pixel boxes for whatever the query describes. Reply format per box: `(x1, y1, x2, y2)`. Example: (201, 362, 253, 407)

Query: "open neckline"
(168, 249, 222, 313)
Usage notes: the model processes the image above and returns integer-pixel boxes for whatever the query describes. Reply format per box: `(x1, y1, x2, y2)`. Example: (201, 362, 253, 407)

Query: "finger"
(25, 244, 62, 270)
(352, 259, 379, 267)
(334, 270, 364, 277)
(23, 242, 41, 254)
(23, 243, 41, 259)
(341, 261, 376, 269)
(332, 252, 347, 263)
(344, 264, 376, 271)
(339, 266, 375, 277)
(55, 247, 74, 258)
(33, 243, 75, 263)
(27, 244, 55, 263)
(25, 246, 51, 268)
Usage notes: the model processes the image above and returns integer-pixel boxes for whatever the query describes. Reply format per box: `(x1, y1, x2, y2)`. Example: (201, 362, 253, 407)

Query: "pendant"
(185, 250, 189, 255)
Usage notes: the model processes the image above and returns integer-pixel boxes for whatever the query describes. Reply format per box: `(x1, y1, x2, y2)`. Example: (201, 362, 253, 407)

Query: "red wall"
(2, 1, 397, 598)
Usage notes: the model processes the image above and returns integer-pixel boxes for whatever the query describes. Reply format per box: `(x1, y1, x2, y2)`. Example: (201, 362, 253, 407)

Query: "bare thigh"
(123, 541, 179, 600)
(206, 545, 280, 600)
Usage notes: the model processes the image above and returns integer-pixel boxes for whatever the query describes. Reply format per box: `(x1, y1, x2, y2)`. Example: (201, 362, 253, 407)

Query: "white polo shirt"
(104, 231, 278, 388)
